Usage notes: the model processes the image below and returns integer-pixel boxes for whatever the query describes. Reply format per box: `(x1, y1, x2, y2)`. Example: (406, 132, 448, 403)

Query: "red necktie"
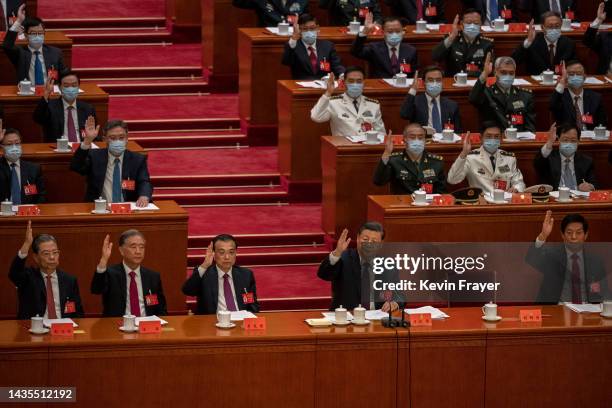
(571, 253, 582, 304)
(67, 106, 78, 142)
(390, 47, 399, 74)
(416, 0, 423, 20)
(574, 96, 583, 129)
(129, 271, 141, 316)
(308, 46, 317, 74)
(223, 274, 237, 311)
(548, 44, 555, 68)
(45, 275, 58, 319)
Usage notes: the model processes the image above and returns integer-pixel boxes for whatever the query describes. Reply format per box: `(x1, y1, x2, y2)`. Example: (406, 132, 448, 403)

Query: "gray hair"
(32, 234, 57, 254)
(119, 229, 145, 246)
(104, 119, 129, 134)
(495, 56, 516, 70)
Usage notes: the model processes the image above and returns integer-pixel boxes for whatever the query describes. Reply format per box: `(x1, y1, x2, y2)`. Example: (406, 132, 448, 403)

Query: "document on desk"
(135, 315, 168, 326)
(230, 310, 257, 321)
(44, 318, 78, 328)
(129, 202, 160, 211)
(296, 81, 337, 89)
(516, 131, 536, 140)
(365, 310, 389, 320)
(512, 78, 532, 86)
(405, 306, 449, 319)
(564, 303, 602, 314)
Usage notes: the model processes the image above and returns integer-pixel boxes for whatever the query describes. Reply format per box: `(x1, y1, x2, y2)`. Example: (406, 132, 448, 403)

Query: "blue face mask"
(385, 32, 402, 47)
(497, 74, 514, 89)
(544, 28, 561, 43)
(407, 139, 425, 156)
(559, 142, 577, 157)
(346, 83, 363, 98)
(463, 24, 480, 39)
(301, 30, 317, 45)
(108, 140, 127, 156)
(62, 87, 79, 102)
(425, 81, 442, 97)
(567, 75, 584, 89)
(3, 144, 22, 162)
(28, 34, 44, 49)
(483, 138, 500, 154)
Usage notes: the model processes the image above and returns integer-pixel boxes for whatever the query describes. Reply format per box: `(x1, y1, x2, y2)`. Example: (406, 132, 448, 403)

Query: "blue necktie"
(431, 98, 442, 133)
(112, 158, 122, 203)
(34, 51, 44, 86)
(10, 163, 21, 205)
(489, 0, 499, 21)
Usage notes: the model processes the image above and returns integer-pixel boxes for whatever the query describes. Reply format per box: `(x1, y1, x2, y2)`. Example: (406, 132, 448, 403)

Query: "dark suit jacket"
(466, 0, 517, 22)
(281, 39, 345, 80)
(525, 243, 608, 304)
(532, 0, 574, 22)
(319, 0, 383, 26)
(182, 264, 260, 315)
(512, 33, 576, 75)
(232, 0, 309, 26)
(351, 35, 418, 78)
(2, 29, 66, 83)
(0, 159, 46, 204)
(384, 0, 445, 24)
(91, 263, 167, 317)
(550, 88, 608, 130)
(70, 147, 153, 202)
(400, 93, 462, 132)
(9, 255, 83, 319)
(584, 26, 612, 75)
(33, 98, 97, 143)
(534, 149, 597, 189)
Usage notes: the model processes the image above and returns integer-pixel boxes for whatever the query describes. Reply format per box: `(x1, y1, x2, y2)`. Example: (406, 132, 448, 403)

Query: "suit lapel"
(57, 271, 67, 313)
(232, 267, 245, 310)
(417, 94, 429, 124)
(210, 266, 219, 307)
(52, 100, 65, 132)
(140, 268, 151, 300)
(119, 264, 128, 310)
(121, 151, 130, 182)
(376, 43, 393, 75)
(296, 41, 315, 74)
(350, 249, 362, 300)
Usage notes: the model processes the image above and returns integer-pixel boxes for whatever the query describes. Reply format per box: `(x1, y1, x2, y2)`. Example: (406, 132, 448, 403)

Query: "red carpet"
(253, 265, 329, 298)
(110, 95, 237, 121)
(38, 0, 165, 19)
(73, 44, 201, 69)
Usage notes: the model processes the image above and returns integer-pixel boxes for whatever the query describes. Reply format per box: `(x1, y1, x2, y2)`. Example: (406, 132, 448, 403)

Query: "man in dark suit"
(70, 119, 153, 206)
(400, 66, 461, 132)
(281, 14, 345, 80)
(385, 0, 446, 25)
(2, 6, 66, 84)
(0, 128, 45, 204)
(463, 0, 517, 23)
(318, 222, 403, 311)
(534, 122, 596, 191)
(9, 221, 83, 319)
(319, 0, 383, 27)
(550, 60, 608, 130)
(91, 230, 167, 317)
(525, 211, 608, 304)
(182, 234, 259, 315)
(432, 9, 495, 78)
(33, 71, 97, 143)
(532, 0, 575, 22)
(351, 14, 418, 78)
(512, 12, 577, 75)
(232, 0, 308, 27)
(1, 0, 24, 31)
(584, 2, 612, 75)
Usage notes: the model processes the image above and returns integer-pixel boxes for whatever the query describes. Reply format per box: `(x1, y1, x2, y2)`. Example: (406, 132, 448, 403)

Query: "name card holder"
(139, 320, 161, 334)
(110, 203, 132, 214)
(51, 323, 74, 337)
(409, 313, 432, 327)
(519, 309, 542, 323)
(244, 317, 266, 330)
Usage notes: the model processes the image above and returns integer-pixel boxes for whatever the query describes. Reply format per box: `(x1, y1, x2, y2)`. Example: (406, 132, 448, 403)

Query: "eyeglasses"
(39, 250, 60, 258)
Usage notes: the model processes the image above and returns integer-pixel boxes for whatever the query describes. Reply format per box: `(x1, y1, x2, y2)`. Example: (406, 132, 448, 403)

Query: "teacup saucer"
(411, 201, 430, 206)
(331, 319, 351, 326)
(215, 322, 236, 329)
(119, 326, 138, 332)
(600, 313, 612, 319)
(91, 209, 111, 214)
(482, 315, 502, 322)
(53, 148, 72, 153)
(362, 140, 381, 145)
(556, 198, 572, 202)
(17, 91, 35, 96)
(29, 328, 50, 334)
(352, 319, 371, 326)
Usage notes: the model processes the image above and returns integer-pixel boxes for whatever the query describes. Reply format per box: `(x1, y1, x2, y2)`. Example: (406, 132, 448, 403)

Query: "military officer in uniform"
(447, 121, 526, 194)
(373, 123, 446, 194)
(311, 66, 386, 137)
(232, 0, 309, 27)
(469, 55, 536, 132)
(432, 9, 495, 78)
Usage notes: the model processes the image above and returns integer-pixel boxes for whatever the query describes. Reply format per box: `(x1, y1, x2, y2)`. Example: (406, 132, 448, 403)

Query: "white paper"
(481, 25, 509, 32)
(512, 78, 532, 86)
(265, 27, 293, 36)
(564, 303, 602, 313)
(530, 75, 558, 82)
(432, 133, 461, 143)
(135, 315, 168, 326)
(322, 311, 354, 321)
(570, 190, 590, 198)
(516, 131, 536, 140)
(365, 310, 389, 320)
(452, 79, 477, 87)
(230, 310, 257, 321)
(584, 77, 604, 85)
(346, 135, 366, 143)
(296, 80, 338, 89)
(53, 85, 84, 94)
(404, 306, 449, 319)
(43, 318, 78, 328)
(599, 24, 612, 30)
(580, 130, 610, 140)
(606, 77, 612, 84)
(534, 24, 542, 31)
(129, 202, 160, 211)
(425, 24, 440, 31)
(382, 78, 413, 88)
(484, 191, 513, 201)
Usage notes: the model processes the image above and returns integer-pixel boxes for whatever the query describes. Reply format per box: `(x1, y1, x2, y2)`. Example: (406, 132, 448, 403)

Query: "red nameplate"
(244, 317, 266, 330)
(409, 313, 432, 327)
(486, 77, 497, 87)
(425, 5, 437, 16)
(500, 8, 512, 19)
(589, 191, 610, 201)
(461, 133, 481, 143)
(466, 63, 479, 72)
(64, 301, 76, 314)
(139, 320, 161, 334)
(35, 86, 44, 96)
(319, 60, 330, 72)
(554, 64, 563, 75)
(242, 292, 255, 304)
(47, 67, 58, 81)
(421, 183, 433, 194)
(400, 63, 411, 73)
(287, 14, 298, 25)
(110, 203, 131, 214)
(361, 122, 372, 132)
(439, 24, 452, 33)
(51, 322, 74, 336)
(358, 7, 368, 18)
(23, 184, 38, 196)
(511, 193, 532, 204)
(17, 205, 40, 216)
(511, 114, 524, 125)
(121, 179, 135, 191)
(71, 143, 80, 152)
(508, 23, 526, 32)
(565, 10, 574, 20)
(392, 135, 404, 145)
(535, 133, 548, 142)
(145, 293, 159, 306)
(581, 114, 593, 124)
(431, 194, 455, 206)
(493, 180, 508, 191)
(520, 309, 542, 323)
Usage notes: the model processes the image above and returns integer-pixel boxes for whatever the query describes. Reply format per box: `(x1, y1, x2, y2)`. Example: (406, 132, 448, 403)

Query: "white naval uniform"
(310, 93, 386, 137)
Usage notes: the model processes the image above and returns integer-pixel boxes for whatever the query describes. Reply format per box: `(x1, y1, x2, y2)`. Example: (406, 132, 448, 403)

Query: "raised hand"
(97, 234, 113, 270)
(81, 115, 99, 146)
(382, 129, 394, 159)
(526, 19, 536, 45)
(558, 61, 568, 87)
(291, 17, 301, 41)
(381, 301, 399, 312)
(538, 210, 554, 242)
(409, 70, 420, 93)
(449, 14, 460, 41)
(596, 2, 607, 23)
(200, 242, 214, 270)
(332, 228, 351, 257)
(363, 11, 375, 36)
(546, 122, 557, 147)
(19, 221, 34, 255)
(460, 131, 471, 158)
(43, 78, 54, 101)
(325, 72, 336, 97)
(481, 52, 493, 80)
(16, 4, 26, 25)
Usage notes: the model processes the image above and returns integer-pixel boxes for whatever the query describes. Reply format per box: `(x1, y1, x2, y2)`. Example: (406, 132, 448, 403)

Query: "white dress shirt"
(123, 262, 146, 316)
(216, 266, 239, 312)
(62, 99, 80, 141)
(103, 152, 124, 203)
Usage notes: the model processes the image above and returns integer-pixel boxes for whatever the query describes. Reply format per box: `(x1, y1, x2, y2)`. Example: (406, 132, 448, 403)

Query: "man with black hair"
(92, 230, 167, 317)
(9, 221, 83, 319)
(182, 234, 259, 314)
(2, 5, 66, 84)
(525, 211, 608, 304)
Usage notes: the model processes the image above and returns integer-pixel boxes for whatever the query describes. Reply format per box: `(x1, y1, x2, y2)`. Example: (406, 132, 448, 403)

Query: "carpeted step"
(129, 129, 246, 148)
(187, 245, 329, 267)
(154, 185, 289, 205)
(188, 232, 326, 248)
(39, 0, 166, 20)
(86, 77, 210, 95)
(56, 28, 173, 45)
(42, 17, 167, 30)
(152, 173, 282, 188)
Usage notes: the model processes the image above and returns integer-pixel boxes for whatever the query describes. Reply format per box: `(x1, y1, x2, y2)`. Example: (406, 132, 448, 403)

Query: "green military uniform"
(432, 33, 495, 78)
(373, 150, 446, 194)
(469, 79, 536, 132)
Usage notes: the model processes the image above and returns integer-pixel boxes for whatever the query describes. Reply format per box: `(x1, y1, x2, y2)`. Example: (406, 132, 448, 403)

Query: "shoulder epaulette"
(500, 150, 515, 157)
(364, 97, 380, 104)
(391, 151, 403, 156)
(427, 152, 443, 160)
(468, 149, 480, 155)
(517, 87, 532, 93)
(482, 36, 494, 42)
(329, 95, 343, 100)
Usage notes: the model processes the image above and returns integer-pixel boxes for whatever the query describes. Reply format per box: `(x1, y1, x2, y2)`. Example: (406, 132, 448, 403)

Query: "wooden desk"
(322, 136, 612, 237)
(0, 201, 188, 319)
(0, 83, 109, 143)
(0, 31, 72, 86)
(280, 78, 612, 185)
(1, 307, 610, 407)
(240, 25, 602, 139)
(19, 141, 145, 203)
